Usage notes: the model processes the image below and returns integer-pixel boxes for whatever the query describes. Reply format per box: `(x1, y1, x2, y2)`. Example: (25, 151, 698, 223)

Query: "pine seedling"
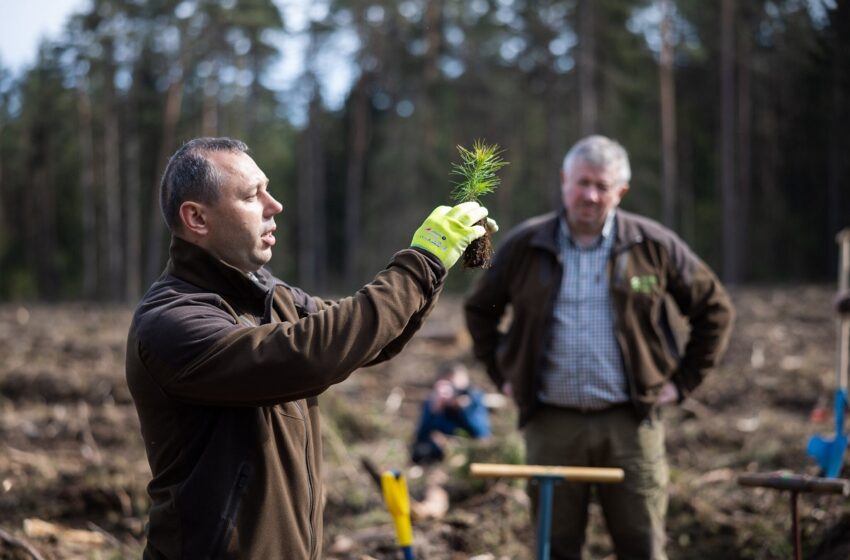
(449, 140, 509, 268)
(450, 140, 509, 204)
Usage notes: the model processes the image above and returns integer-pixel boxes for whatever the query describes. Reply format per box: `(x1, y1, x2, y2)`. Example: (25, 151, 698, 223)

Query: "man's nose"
(265, 194, 283, 216)
(581, 186, 599, 202)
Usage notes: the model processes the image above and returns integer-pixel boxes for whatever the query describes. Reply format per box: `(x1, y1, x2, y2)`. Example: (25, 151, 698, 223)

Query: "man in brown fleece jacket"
(125, 137, 494, 559)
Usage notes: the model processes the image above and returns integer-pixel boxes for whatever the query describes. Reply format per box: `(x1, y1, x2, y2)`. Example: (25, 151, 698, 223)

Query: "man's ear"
(179, 201, 209, 237)
(616, 182, 630, 202)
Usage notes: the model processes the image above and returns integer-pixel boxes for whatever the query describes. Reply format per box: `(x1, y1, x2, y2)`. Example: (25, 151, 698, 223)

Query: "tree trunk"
(736, 13, 752, 281)
(419, 0, 441, 155)
(578, 0, 597, 135)
(720, 0, 739, 283)
(679, 131, 695, 245)
(546, 69, 567, 209)
(297, 96, 327, 291)
(76, 82, 98, 299)
(0, 114, 4, 253)
(125, 64, 144, 302)
(125, 129, 142, 302)
(827, 1, 848, 270)
(144, 64, 185, 284)
(423, 0, 441, 89)
(202, 64, 219, 137)
(24, 118, 57, 299)
(0, 106, 4, 225)
(103, 45, 124, 301)
(826, 63, 841, 250)
(343, 74, 372, 288)
(659, 0, 678, 230)
(247, 54, 261, 141)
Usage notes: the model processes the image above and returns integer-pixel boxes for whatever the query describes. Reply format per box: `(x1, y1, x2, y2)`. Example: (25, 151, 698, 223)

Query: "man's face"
(201, 151, 283, 273)
(560, 159, 629, 237)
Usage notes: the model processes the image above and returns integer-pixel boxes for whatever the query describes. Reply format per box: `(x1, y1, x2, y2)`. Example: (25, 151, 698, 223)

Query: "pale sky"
(0, 0, 90, 73)
(0, 0, 353, 119)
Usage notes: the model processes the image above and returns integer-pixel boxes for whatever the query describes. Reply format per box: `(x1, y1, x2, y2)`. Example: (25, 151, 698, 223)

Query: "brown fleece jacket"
(126, 237, 445, 559)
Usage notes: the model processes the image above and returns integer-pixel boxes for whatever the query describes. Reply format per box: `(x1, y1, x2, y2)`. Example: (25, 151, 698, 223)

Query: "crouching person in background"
(411, 362, 491, 464)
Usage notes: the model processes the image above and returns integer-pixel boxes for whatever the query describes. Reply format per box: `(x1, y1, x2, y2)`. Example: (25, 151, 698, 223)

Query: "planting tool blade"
(807, 388, 848, 478)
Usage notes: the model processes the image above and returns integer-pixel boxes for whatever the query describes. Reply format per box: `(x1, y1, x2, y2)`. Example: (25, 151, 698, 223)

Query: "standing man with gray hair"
(465, 135, 734, 559)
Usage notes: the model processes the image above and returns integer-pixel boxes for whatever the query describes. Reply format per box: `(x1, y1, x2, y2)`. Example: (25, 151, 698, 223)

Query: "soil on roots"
(462, 220, 494, 269)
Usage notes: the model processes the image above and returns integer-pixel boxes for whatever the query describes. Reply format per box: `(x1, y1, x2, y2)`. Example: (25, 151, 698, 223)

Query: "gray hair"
(160, 137, 250, 232)
(562, 135, 631, 186)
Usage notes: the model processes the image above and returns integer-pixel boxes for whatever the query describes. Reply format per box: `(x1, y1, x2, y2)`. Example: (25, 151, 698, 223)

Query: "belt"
(540, 401, 631, 414)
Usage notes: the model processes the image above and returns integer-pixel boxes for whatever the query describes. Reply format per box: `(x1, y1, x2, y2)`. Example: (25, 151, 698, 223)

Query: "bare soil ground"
(1, 286, 849, 559)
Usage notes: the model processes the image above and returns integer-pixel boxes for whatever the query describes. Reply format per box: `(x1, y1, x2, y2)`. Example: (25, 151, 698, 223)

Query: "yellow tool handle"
(469, 463, 625, 483)
(381, 471, 413, 547)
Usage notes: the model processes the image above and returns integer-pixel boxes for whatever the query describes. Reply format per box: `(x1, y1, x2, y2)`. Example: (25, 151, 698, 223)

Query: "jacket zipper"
(294, 399, 316, 559)
(266, 286, 315, 557)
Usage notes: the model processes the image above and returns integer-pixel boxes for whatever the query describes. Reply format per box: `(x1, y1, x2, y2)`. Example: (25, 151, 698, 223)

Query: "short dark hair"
(159, 137, 249, 232)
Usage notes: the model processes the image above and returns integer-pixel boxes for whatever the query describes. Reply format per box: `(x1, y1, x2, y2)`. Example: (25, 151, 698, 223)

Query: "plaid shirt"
(537, 211, 630, 410)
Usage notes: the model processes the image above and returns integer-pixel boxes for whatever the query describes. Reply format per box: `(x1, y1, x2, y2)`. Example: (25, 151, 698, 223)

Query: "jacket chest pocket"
(612, 262, 666, 331)
(618, 277, 664, 326)
(614, 255, 664, 308)
(612, 250, 666, 302)
(627, 277, 663, 310)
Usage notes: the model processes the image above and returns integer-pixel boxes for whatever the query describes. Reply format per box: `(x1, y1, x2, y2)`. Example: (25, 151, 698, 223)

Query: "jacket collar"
(166, 236, 272, 305)
(528, 208, 644, 255)
(611, 209, 645, 253)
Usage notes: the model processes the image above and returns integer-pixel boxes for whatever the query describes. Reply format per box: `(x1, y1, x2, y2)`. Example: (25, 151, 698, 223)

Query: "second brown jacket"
(464, 210, 734, 425)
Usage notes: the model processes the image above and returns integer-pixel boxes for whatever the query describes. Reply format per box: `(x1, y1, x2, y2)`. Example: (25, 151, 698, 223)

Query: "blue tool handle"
(535, 476, 558, 560)
(837, 388, 848, 435)
(402, 545, 414, 560)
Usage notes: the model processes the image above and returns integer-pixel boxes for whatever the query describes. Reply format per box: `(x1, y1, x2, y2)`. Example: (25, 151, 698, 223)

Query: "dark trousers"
(524, 404, 668, 560)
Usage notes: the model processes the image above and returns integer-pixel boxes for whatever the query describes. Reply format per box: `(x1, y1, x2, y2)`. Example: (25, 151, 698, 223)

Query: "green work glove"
(410, 202, 493, 269)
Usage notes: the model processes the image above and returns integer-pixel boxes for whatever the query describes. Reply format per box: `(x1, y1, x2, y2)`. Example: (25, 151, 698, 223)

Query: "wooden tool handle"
(838, 229, 850, 292)
(738, 471, 850, 495)
(469, 463, 624, 483)
(838, 229, 850, 391)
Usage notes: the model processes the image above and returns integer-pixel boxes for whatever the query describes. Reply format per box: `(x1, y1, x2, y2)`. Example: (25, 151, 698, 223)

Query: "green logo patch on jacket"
(629, 275, 658, 293)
